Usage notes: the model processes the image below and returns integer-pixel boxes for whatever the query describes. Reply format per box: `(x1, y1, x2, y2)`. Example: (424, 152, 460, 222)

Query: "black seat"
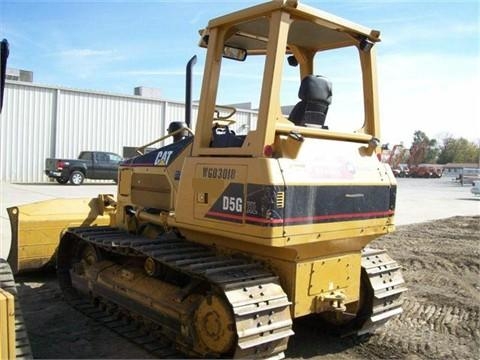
(210, 125, 245, 147)
(288, 75, 332, 129)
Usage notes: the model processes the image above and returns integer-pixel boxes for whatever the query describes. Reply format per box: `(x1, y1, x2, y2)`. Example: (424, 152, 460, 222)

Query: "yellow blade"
(7, 197, 114, 274)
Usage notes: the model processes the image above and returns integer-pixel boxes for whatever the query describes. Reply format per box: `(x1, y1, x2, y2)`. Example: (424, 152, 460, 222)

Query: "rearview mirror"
(223, 45, 247, 61)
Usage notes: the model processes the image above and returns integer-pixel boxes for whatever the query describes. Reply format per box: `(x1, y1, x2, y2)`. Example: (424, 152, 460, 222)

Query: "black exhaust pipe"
(185, 55, 197, 128)
(0, 39, 10, 113)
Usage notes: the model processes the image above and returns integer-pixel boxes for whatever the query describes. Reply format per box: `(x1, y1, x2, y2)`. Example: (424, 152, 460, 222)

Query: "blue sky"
(1, 0, 478, 146)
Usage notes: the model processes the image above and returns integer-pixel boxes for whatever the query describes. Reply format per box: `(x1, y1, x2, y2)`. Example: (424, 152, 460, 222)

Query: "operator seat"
(210, 124, 245, 147)
(288, 75, 332, 129)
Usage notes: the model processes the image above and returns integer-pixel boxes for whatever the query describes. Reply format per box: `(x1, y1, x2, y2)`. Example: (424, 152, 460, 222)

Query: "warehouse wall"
(0, 82, 55, 183)
(0, 80, 257, 183)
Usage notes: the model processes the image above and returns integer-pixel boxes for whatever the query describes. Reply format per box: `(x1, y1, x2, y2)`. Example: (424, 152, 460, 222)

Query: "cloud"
(450, 23, 479, 35)
(378, 52, 479, 145)
(381, 20, 479, 48)
(56, 48, 115, 58)
(122, 69, 189, 76)
(51, 47, 124, 80)
(188, 10, 206, 25)
(118, 69, 203, 77)
(54, 48, 124, 63)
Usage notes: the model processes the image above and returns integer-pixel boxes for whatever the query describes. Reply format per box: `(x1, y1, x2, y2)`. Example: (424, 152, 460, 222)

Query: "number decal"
(222, 196, 243, 213)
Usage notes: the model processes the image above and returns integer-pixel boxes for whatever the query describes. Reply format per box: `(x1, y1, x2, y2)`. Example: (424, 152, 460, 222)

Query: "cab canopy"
(195, 0, 382, 157)
(202, 0, 380, 55)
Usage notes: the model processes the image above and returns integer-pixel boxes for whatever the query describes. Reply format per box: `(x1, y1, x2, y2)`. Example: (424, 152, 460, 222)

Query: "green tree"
(437, 137, 480, 164)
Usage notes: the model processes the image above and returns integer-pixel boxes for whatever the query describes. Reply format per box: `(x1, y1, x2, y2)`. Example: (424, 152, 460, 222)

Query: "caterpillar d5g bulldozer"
(7, 1, 406, 358)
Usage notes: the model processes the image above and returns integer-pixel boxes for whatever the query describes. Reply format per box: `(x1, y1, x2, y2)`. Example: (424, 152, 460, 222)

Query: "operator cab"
(194, 1, 381, 158)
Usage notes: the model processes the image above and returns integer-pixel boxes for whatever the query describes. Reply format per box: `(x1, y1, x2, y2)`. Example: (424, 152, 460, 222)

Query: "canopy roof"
(201, 0, 380, 54)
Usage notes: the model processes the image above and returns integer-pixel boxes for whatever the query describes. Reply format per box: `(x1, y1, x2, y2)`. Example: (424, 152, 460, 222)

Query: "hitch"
(319, 290, 347, 313)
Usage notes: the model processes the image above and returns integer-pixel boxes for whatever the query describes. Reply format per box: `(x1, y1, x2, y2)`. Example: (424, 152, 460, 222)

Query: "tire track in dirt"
(362, 297, 479, 360)
(358, 216, 480, 360)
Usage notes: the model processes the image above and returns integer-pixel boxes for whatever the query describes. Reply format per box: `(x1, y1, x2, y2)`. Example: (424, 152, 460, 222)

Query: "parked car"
(45, 151, 122, 185)
(471, 181, 480, 196)
(392, 164, 409, 178)
(459, 168, 480, 186)
(408, 164, 443, 178)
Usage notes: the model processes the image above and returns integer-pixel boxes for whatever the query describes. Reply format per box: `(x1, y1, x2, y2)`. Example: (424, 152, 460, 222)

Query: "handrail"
(213, 105, 237, 121)
(135, 127, 194, 155)
(275, 123, 374, 143)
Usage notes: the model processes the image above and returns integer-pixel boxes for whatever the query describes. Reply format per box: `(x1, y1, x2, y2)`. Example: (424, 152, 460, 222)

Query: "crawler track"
(358, 248, 407, 335)
(57, 226, 293, 359)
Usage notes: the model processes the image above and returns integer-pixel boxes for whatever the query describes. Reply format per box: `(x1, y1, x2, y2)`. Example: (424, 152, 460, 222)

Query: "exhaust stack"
(1, 39, 10, 113)
(185, 55, 197, 128)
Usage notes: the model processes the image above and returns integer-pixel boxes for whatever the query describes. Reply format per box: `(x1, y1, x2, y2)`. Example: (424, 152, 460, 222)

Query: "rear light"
(56, 160, 69, 170)
(263, 145, 273, 157)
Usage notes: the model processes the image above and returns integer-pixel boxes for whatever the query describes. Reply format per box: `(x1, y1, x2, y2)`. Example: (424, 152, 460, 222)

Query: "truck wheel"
(69, 171, 85, 185)
(56, 176, 69, 184)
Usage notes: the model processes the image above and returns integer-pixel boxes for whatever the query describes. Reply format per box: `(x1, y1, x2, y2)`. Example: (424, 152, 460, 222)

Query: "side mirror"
(0, 39, 9, 113)
(223, 45, 247, 61)
(200, 31, 246, 61)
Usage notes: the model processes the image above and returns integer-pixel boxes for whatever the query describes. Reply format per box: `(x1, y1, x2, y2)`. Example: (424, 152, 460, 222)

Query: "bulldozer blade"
(7, 197, 114, 274)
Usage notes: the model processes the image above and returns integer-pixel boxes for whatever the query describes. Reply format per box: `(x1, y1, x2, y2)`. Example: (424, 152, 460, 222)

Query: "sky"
(0, 0, 479, 147)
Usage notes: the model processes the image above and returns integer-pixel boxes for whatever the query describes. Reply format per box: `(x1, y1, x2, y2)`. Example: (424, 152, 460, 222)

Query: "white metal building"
(0, 80, 257, 183)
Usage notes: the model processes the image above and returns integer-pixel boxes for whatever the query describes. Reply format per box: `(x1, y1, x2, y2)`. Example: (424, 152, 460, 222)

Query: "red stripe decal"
(283, 209, 395, 224)
(206, 211, 243, 221)
(206, 210, 394, 225)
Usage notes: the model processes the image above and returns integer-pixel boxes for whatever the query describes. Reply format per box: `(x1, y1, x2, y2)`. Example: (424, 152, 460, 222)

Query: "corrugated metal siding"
(230, 111, 257, 133)
(55, 90, 165, 158)
(0, 82, 55, 183)
(1, 80, 258, 183)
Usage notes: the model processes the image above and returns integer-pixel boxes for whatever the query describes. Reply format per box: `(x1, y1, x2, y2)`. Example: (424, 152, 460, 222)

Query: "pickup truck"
(45, 151, 122, 185)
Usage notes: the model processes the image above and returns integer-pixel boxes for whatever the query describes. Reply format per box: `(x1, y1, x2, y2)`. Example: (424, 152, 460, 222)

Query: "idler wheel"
(144, 257, 159, 276)
(81, 244, 101, 266)
(194, 294, 236, 355)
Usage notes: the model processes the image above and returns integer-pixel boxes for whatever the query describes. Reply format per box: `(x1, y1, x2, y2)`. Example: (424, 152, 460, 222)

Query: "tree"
(408, 130, 439, 165)
(437, 137, 480, 164)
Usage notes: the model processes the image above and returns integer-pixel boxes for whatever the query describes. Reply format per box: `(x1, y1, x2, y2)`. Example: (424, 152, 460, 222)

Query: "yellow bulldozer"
(5, 1, 406, 358)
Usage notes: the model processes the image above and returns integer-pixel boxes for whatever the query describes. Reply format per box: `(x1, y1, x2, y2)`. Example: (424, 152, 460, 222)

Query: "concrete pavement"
(394, 177, 479, 226)
(0, 182, 117, 258)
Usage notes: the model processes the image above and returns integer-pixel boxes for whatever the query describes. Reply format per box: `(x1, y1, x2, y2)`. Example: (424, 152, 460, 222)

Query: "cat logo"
(154, 150, 174, 165)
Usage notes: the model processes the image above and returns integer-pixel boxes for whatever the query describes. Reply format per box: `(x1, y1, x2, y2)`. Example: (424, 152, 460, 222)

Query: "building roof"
(443, 163, 479, 169)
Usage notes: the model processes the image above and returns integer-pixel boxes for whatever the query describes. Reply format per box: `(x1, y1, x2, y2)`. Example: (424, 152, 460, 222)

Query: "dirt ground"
(15, 216, 480, 360)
